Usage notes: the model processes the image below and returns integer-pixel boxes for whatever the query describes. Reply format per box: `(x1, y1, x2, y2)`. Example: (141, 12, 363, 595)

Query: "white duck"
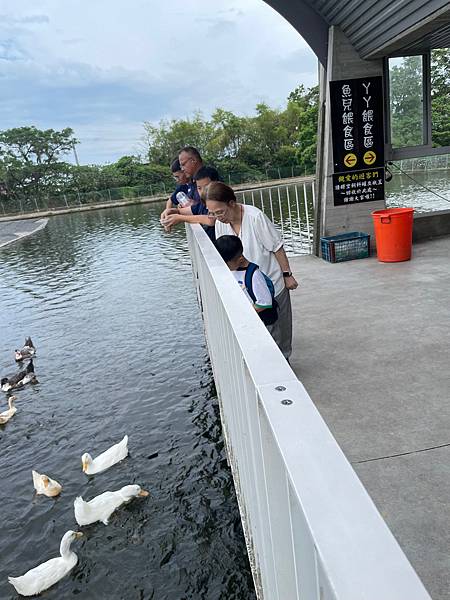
(0, 396, 17, 424)
(32, 470, 62, 497)
(74, 484, 149, 525)
(8, 530, 83, 597)
(81, 434, 128, 475)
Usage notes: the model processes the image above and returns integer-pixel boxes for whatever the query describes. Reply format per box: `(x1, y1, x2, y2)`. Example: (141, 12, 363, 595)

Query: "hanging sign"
(330, 75, 384, 172)
(329, 75, 385, 205)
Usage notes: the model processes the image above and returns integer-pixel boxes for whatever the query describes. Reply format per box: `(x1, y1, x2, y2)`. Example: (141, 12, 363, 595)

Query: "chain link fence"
(0, 165, 314, 216)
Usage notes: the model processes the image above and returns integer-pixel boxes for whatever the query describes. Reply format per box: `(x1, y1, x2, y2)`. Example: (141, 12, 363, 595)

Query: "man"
(178, 146, 204, 204)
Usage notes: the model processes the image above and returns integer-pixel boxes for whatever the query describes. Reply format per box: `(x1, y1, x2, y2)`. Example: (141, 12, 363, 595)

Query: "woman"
(205, 181, 298, 360)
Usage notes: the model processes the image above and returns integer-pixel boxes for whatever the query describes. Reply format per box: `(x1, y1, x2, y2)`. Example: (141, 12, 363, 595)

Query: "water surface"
(0, 204, 256, 600)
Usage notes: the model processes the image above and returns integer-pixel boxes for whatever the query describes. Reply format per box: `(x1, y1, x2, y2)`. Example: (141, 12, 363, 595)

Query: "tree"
(431, 48, 450, 147)
(0, 126, 77, 202)
(143, 112, 215, 166)
(287, 85, 319, 172)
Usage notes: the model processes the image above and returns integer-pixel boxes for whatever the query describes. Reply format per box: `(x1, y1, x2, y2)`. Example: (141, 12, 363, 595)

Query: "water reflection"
(0, 203, 256, 599)
(386, 170, 450, 212)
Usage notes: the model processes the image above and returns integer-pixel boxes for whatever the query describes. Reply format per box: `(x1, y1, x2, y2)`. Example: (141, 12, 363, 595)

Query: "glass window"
(389, 56, 424, 148)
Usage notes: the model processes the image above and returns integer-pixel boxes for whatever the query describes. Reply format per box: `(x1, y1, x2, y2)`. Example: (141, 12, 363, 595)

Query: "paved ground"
(0, 218, 48, 248)
(289, 236, 450, 600)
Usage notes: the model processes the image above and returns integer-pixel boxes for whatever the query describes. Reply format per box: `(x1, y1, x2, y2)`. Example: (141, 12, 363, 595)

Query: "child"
(215, 235, 278, 326)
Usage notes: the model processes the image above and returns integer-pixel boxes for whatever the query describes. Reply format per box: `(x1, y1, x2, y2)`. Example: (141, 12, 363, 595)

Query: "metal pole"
(72, 142, 80, 166)
(268, 188, 275, 223)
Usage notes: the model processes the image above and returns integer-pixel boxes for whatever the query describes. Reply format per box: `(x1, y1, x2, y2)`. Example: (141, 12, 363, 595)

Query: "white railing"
(235, 179, 314, 256)
(187, 222, 431, 600)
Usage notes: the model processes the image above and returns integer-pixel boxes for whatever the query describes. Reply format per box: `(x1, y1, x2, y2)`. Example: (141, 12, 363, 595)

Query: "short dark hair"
(215, 235, 243, 263)
(171, 158, 181, 172)
(179, 146, 202, 162)
(194, 166, 219, 181)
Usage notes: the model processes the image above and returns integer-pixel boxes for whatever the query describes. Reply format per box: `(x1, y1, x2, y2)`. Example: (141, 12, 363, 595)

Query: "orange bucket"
(371, 208, 414, 262)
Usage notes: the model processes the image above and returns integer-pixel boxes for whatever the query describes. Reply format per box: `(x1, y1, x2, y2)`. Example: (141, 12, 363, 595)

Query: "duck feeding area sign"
(329, 75, 385, 206)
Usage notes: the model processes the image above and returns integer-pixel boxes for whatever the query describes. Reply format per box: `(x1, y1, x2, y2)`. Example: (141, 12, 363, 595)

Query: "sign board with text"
(330, 76, 384, 173)
(332, 168, 385, 206)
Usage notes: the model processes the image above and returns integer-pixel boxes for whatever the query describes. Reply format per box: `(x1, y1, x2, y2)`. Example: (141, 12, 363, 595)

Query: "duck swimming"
(8, 530, 83, 597)
(74, 484, 149, 525)
(1, 360, 38, 392)
(32, 470, 62, 497)
(15, 337, 36, 362)
(0, 396, 17, 424)
(81, 434, 128, 475)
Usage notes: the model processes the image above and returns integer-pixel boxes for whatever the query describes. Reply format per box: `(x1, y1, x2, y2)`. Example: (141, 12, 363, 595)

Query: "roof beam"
(264, 0, 329, 66)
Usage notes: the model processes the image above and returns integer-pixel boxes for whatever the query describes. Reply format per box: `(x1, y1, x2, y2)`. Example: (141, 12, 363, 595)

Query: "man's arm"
(274, 246, 298, 290)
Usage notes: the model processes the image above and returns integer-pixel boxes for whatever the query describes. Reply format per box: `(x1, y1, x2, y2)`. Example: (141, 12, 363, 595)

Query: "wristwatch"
(282, 271, 292, 277)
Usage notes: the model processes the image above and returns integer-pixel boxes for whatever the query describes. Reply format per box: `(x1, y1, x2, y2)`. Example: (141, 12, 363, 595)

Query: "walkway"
(290, 236, 450, 600)
(0, 218, 48, 248)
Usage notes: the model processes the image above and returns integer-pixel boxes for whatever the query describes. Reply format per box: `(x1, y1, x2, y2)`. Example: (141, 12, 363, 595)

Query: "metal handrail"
(187, 222, 432, 600)
(235, 181, 314, 256)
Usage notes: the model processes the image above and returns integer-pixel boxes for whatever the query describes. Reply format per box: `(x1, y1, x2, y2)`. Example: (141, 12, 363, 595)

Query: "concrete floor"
(0, 218, 48, 248)
(290, 236, 450, 600)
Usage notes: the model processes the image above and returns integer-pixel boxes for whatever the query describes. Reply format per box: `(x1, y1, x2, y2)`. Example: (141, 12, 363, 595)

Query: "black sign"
(332, 168, 385, 206)
(330, 76, 384, 173)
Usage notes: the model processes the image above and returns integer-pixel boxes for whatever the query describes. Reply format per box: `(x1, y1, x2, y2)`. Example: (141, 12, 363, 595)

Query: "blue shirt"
(187, 181, 201, 204)
(170, 183, 190, 205)
(191, 202, 208, 216)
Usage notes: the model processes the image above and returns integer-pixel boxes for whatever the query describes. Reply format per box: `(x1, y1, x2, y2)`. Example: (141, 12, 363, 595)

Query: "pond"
(0, 203, 256, 600)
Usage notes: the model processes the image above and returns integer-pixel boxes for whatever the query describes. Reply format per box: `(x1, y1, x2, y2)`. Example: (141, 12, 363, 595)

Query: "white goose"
(8, 530, 83, 597)
(81, 434, 128, 475)
(0, 396, 17, 424)
(32, 470, 62, 497)
(74, 484, 149, 525)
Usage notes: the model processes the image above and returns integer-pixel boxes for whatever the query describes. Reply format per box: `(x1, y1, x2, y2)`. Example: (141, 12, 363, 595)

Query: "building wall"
(317, 27, 385, 244)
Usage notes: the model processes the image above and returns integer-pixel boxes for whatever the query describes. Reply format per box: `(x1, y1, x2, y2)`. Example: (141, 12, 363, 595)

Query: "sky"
(0, 0, 317, 165)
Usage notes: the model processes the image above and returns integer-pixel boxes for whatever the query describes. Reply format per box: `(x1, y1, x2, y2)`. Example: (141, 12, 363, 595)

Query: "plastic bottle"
(176, 191, 190, 207)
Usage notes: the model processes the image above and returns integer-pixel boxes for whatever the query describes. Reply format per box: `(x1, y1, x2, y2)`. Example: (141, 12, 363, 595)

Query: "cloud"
(0, 0, 318, 164)
(0, 13, 49, 25)
(0, 39, 28, 61)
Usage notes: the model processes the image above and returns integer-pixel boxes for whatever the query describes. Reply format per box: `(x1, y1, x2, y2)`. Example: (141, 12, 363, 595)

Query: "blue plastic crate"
(320, 232, 370, 263)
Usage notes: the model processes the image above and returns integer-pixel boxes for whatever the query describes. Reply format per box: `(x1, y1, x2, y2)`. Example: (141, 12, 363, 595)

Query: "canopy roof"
(265, 0, 450, 66)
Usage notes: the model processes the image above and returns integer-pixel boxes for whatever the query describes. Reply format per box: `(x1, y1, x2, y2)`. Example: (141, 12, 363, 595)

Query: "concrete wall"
(317, 27, 386, 245)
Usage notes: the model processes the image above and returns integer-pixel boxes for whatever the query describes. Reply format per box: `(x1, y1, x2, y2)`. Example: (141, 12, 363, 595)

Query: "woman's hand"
(284, 275, 298, 290)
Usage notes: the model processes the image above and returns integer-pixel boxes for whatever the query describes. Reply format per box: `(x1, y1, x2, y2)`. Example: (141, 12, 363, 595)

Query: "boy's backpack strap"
(244, 262, 258, 303)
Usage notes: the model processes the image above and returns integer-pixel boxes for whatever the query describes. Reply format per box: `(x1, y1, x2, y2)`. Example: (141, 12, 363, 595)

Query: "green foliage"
(389, 56, 424, 147)
(142, 84, 319, 176)
(431, 49, 450, 147)
(389, 49, 450, 148)
(0, 126, 77, 201)
(0, 83, 321, 205)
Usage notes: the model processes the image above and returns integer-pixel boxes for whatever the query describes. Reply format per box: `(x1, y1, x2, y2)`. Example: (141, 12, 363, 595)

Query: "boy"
(215, 235, 278, 326)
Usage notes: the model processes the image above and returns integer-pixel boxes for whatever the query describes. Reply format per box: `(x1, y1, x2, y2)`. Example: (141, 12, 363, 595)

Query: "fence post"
(108, 189, 112, 202)
(77, 191, 82, 206)
(278, 167, 281, 179)
(63, 194, 69, 208)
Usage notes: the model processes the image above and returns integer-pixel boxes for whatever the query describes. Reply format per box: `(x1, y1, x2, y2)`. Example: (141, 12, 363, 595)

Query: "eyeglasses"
(207, 208, 227, 218)
(179, 157, 194, 168)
